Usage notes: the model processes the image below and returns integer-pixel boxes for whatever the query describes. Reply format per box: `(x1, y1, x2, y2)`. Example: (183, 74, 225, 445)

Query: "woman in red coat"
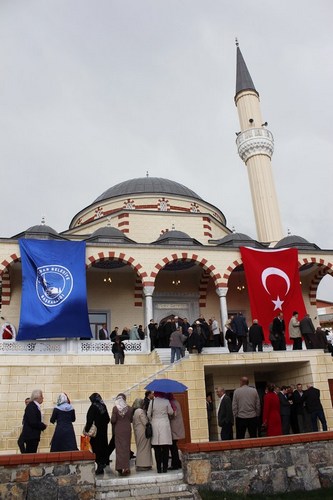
(262, 383, 282, 436)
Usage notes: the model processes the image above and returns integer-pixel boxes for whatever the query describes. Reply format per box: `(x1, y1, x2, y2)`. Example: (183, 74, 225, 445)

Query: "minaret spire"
(235, 40, 258, 97)
(234, 43, 283, 244)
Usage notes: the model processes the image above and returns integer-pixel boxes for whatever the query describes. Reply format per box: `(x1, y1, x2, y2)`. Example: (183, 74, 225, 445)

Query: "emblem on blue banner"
(36, 265, 73, 307)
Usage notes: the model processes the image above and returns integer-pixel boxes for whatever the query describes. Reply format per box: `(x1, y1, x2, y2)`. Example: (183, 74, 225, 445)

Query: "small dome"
(153, 230, 201, 246)
(275, 235, 320, 250)
(215, 232, 262, 248)
(27, 224, 59, 235)
(94, 177, 202, 203)
(87, 226, 135, 244)
(13, 222, 62, 240)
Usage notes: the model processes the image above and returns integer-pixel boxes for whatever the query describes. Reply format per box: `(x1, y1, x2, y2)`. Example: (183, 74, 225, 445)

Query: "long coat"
(147, 397, 173, 446)
(111, 405, 134, 471)
(132, 408, 152, 468)
(85, 404, 110, 465)
(263, 392, 282, 436)
(50, 408, 78, 452)
(169, 400, 185, 441)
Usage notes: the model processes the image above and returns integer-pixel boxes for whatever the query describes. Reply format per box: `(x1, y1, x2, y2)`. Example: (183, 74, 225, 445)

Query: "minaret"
(235, 41, 283, 244)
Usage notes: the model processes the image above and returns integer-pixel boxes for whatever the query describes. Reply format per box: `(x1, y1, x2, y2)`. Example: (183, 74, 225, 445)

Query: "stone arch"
(199, 270, 211, 308)
(298, 257, 333, 306)
(86, 251, 147, 282)
(220, 258, 244, 287)
(149, 252, 223, 288)
(0, 253, 21, 306)
(86, 250, 147, 308)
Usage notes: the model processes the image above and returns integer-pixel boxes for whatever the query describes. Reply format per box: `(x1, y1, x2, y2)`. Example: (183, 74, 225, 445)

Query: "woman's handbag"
(145, 422, 153, 439)
(83, 423, 97, 438)
(80, 435, 91, 451)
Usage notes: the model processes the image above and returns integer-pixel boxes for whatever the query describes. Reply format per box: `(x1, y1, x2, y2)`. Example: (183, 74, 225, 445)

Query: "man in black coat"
(302, 384, 328, 432)
(21, 389, 47, 453)
(248, 319, 265, 352)
(271, 312, 286, 351)
(216, 387, 233, 440)
(98, 323, 109, 340)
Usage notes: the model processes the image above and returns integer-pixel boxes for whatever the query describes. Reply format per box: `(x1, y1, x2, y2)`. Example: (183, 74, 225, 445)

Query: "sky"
(1, 0, 333, 298)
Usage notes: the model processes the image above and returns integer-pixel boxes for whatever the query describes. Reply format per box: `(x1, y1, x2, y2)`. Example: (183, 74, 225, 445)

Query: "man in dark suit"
(21, 389, 47, 453)
(271, 312, 286, 351)
(98, 323, 109, 340)
(216, 387, 233, 440)
(302, 384, 328, 432)
(278, 386, 291, 434)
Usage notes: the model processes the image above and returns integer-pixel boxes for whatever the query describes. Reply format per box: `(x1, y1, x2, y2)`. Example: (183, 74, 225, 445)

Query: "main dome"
(94, 177, 202, 203)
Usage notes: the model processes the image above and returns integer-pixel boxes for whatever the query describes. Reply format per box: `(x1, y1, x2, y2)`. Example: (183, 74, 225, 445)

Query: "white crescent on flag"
(261, 267, 291, 295)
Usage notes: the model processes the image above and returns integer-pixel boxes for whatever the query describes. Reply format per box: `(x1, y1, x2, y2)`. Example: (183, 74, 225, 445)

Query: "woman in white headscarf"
(50, 393, 78, 452)
(111, 393, 134, 476)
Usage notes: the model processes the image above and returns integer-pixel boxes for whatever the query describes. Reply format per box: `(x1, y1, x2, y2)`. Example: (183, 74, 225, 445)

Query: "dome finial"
(107, 216, 112, 227)
(287, 227, 291, 235)
(171, 223, 175, 230)
(235, 37, 239, 47)
(232, 225, 236, 233)
(41, 216, 45, 225)
(146, 170, 149, 177)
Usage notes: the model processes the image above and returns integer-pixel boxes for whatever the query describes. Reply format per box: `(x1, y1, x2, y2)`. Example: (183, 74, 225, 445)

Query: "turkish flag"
(240, 247, 306, 343)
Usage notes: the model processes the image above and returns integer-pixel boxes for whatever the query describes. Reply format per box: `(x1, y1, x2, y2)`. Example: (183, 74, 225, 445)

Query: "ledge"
(179, 431, 333, 453)
(0, 450, 95, 467)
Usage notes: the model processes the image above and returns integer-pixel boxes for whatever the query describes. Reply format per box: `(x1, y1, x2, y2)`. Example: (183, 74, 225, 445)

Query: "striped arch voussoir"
(86, 252, 145, 280)
(304, 258, 333, 305)
(150, 253, 221, 287)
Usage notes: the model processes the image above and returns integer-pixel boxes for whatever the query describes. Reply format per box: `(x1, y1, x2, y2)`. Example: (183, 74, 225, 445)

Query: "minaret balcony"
(236, 127, 274, 163)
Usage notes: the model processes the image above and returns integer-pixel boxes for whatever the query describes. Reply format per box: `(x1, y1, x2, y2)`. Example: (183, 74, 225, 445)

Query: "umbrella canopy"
(145, 378, 188, 393)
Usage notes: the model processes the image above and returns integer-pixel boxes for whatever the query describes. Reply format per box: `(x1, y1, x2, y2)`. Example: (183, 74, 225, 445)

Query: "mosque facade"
(0, 46, 333, 453)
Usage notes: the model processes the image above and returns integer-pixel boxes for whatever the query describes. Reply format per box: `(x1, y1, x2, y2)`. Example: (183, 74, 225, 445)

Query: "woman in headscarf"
(50, 393, 78, 452)
(167, 393, 185, 470)
(132, 398, 153, 471)
(111, 393, 134, 476)
(147, 391, 174, 473)
(85, 393, 110, 475)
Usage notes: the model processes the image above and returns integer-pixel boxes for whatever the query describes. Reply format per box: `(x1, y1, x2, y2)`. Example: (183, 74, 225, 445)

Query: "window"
(88, 312, 108, 339)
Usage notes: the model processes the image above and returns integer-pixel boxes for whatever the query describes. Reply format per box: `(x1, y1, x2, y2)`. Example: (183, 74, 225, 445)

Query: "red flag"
(240, 247, 306, 343)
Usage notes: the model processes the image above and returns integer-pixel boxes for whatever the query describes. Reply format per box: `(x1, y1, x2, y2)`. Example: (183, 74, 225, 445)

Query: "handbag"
(83, 423, 97, 438)
(80, 435, 91, 451)
(145, 399, 154, 439)
(145, 422, 153, 439)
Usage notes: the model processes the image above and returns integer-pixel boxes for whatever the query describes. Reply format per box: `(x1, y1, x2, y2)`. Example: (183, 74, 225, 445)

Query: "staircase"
(155, 347, 228, 364)
(95, 470, 200, 499)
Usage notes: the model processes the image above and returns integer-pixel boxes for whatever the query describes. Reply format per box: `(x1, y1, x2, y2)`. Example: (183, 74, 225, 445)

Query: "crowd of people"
(98, 312, 332, 362)
(214, 377, 328, 441)
(18, 389, 185, 477)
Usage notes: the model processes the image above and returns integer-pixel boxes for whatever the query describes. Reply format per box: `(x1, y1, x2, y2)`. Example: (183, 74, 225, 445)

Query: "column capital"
(215, 286, 228, 298)
(142, 285, 155, 297)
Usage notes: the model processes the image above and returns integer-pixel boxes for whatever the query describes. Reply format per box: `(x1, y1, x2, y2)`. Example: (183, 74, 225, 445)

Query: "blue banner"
(17, 239, 92, 340)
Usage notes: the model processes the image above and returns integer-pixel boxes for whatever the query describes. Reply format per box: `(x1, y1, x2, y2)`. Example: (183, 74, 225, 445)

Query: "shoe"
(157, 469, 162, 474)
(162, 468, 168, 473)
(95, 466, 104, 475)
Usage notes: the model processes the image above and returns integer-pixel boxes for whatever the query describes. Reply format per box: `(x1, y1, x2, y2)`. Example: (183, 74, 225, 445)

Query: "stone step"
(95, 471, 197, 499)
(154, 348, 189, 364)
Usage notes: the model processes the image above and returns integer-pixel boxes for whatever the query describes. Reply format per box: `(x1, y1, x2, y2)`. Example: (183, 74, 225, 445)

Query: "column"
(143, 285, 155, 351)
(215, 287, 229, 335)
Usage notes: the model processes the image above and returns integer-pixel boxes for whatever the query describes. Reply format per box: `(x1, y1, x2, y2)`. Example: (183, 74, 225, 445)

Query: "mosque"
(0, 44, 333, 453)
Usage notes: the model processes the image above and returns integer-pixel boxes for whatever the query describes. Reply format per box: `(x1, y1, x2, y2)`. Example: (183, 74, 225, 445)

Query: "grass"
(198, 487, 333, 500)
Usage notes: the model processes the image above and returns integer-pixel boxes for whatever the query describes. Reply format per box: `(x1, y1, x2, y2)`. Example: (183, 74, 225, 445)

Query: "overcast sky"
(1, 1, 333, 298)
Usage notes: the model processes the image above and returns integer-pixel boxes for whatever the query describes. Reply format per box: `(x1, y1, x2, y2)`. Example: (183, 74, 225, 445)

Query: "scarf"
(56, 393, 73, 411)
(89, 393, 107, 415)
(115, 394, 129, 417)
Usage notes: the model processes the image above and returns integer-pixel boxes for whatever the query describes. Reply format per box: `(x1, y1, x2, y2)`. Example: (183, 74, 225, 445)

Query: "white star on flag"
(272, 296, 284, 311)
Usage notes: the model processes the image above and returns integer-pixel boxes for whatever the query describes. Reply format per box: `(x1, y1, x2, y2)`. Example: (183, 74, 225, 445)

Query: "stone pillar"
(143, 286, 155, 351)
(215, 287, 228, 335)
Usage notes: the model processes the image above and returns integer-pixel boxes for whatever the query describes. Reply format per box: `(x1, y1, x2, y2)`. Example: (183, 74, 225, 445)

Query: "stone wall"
(180, 432, 333, 495)
(0, 451, 95, 500)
